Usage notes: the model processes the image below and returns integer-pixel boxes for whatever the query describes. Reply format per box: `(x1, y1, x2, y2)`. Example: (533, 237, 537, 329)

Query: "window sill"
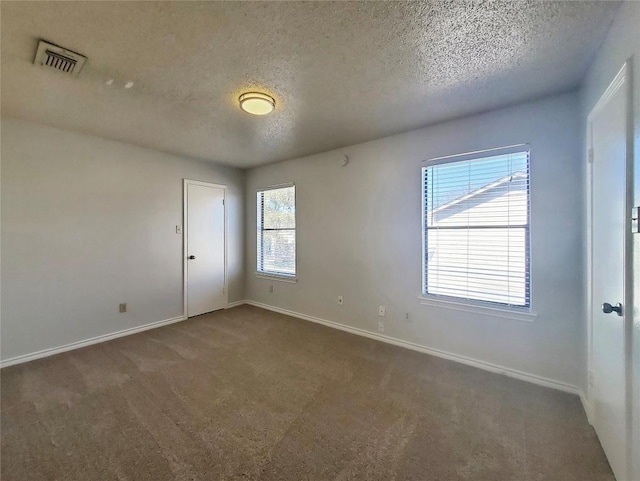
(255, 273, 297, 283)
(418, 296, 537, 323)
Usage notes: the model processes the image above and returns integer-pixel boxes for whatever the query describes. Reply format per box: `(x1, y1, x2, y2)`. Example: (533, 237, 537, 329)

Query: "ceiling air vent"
(33, 40, 86, 76)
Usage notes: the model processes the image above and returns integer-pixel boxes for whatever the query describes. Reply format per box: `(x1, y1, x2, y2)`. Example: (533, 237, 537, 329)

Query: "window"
(422, 146, 530, 308)
(257, 184, 296, 277)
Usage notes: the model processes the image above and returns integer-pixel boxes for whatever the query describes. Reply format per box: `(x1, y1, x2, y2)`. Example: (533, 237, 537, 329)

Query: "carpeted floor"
(1, 305, 614, 480)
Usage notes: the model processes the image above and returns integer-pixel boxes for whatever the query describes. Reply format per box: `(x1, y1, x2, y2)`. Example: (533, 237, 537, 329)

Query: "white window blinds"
(422, 147, 530, 308)
(257, 185, 296, 277)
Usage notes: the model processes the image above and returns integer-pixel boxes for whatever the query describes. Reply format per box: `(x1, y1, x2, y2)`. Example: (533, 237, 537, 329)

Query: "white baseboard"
(226, 300, 247, 309)
(0, 315, 186, 369)
(243, 300, 585, 398)
(580, 391, 593, 425)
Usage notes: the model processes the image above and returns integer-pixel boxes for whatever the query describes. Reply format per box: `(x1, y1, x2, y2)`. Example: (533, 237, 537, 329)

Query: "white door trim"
(585, 61, 632, 474)
(183, 179, 228, 319)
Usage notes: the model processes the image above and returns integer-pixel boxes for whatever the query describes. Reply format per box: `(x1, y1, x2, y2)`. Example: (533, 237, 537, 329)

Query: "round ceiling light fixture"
(239, 92, 275, 116)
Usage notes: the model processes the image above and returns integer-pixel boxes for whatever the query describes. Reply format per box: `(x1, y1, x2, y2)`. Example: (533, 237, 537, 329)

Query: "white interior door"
(185, 181, 226, 317)
(589, 64, 629, 481)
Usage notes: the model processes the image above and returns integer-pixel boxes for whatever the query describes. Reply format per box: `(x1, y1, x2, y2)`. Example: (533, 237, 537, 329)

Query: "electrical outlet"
(378, 305, 386, 316)
(176, 225, 183, 234)
(378, 321, 384, 333)
(337, 296, 344, 305)
(269, 285, 274, 294)
(119, 303, 127, 313)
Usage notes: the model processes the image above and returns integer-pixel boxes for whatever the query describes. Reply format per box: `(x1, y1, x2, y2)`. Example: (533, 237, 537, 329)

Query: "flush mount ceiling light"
(239, 92, 275, 115)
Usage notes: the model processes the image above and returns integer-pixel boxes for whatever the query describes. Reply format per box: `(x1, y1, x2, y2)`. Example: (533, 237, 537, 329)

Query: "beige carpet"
(1, 305, 613, 480)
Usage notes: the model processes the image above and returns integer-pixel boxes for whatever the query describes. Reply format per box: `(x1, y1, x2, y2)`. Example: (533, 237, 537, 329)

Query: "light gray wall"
(1, 117, 244, 362)
(580, 2, 640, 478)
(245, 91, 583, 389)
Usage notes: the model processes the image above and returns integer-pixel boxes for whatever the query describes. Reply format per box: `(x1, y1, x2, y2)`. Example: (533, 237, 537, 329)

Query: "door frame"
(183, 179, 228, 319)
(585, 61, 633, 473)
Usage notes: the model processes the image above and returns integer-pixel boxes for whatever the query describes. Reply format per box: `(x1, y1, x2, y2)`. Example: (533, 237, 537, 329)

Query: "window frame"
(256, 183, 297, 280)
(420, 144, 532, 314)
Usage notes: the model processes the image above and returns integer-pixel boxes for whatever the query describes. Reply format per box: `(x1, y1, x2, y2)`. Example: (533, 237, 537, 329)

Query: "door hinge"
(588, 148, 594, 163)
(222, 199, 225, 206)
(632, 206, 639, 234)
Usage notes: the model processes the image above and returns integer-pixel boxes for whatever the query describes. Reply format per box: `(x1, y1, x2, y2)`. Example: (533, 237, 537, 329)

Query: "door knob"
(188, 255, 196, 260)
(601, 302, 622, 316)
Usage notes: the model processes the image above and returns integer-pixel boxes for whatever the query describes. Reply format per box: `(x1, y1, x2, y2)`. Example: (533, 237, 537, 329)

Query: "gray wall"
(1, 117, 244, 362)
(245, 91, 584, 389)
(580, 2, 640, 478)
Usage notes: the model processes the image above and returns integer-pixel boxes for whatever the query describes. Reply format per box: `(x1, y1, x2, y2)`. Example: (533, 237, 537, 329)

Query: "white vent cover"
(33, 40, 86, 76)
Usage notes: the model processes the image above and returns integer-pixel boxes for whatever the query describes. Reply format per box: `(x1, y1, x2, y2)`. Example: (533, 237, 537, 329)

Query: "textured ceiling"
(1, 1, 620, 168)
